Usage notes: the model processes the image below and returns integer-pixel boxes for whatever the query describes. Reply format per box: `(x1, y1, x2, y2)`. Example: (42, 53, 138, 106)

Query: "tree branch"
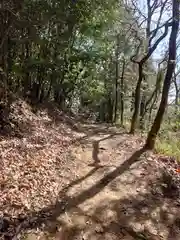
(141, 21, 172, 64)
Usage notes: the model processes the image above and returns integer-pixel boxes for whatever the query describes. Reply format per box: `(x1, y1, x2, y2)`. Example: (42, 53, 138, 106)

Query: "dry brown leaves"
(0, 99, 180, 239)
(0, 100, 81, 229)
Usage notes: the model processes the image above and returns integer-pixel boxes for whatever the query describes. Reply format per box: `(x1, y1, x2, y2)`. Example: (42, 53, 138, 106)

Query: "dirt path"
(19, 124, 180, 240)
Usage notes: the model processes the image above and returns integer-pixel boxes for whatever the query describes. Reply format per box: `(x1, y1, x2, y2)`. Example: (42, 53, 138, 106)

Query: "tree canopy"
(0, 0, 179, 149)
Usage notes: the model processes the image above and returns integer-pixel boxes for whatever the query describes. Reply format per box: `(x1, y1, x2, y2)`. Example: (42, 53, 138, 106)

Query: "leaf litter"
(0, 99, 180, 240)
(0, 100, 84, 237)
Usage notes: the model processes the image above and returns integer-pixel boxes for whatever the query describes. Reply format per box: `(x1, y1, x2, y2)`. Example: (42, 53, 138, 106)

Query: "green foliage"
(155, 137, 180, 161)
(2, 0, 180, 157)
(155, 109, 180, 161)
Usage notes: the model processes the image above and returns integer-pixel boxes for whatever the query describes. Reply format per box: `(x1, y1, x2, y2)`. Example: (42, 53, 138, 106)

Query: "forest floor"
(0, 99, 180, 240)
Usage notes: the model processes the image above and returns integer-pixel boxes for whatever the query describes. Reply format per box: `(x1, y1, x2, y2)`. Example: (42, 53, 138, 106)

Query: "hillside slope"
(0, 99, 180, 240)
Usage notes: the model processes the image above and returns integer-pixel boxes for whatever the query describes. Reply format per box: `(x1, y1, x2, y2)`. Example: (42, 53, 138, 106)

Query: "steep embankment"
(0, 99, 85, 236)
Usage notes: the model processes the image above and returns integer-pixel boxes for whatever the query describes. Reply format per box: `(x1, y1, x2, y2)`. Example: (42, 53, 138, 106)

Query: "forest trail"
(22, 123, 180, 240)
(2, 0, 180, 239)
(0, 101, 179, 240)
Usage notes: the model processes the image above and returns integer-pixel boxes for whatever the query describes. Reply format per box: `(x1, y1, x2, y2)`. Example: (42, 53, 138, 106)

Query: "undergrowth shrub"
(155, 136, 180, 161)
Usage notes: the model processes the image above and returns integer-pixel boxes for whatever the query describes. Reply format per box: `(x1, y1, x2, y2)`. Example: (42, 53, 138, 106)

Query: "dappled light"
(0, 0, 180, 239)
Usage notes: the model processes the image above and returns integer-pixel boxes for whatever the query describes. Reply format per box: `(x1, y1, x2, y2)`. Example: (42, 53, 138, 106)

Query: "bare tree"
(145, 0, 180, 149)
(129, 0, 172, 133)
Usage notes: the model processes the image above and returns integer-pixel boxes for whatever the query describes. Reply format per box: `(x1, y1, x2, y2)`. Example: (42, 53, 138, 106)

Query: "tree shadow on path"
(3, 147, 146, 238)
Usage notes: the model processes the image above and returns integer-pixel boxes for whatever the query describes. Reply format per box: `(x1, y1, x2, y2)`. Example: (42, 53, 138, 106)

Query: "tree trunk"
(140, 94, 146, 129)
(174, 74, 179, 108)
(130, 63, 143, 133)
(148, 91, 158, 124)
(145, 0, 180, 149)
(130, 0, 170, 134)
(107, 96, 113, 123)
(46, 76, 53, 99)
(120, 59, 125, 126)
(24, 38, 31, 95)
(114, 64, 118, 123)
(114, 35, 120, 123)
(131, 91, 135, 112)
(141, 69, 163, 123)
(7, 38, 13, 89)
